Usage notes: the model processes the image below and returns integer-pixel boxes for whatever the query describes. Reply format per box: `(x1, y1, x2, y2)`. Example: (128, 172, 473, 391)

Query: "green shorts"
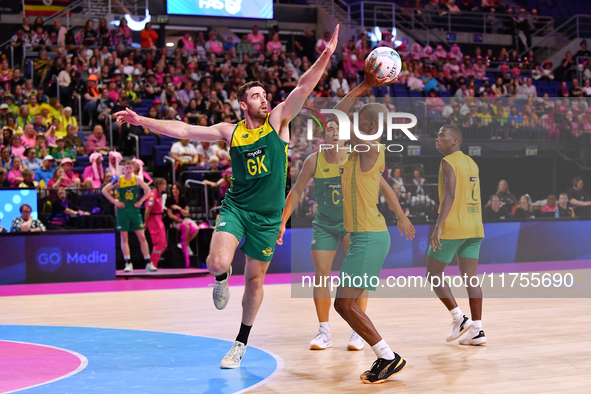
(116, 208, 144, 232)
(311, 219, 348, 250)
(427, 238, 483, 264)
(216, 200, 282, 262)
(340, 231, 391, 291)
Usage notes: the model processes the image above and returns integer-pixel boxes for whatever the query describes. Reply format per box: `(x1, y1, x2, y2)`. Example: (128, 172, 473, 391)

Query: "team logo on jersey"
(217, 222, 226, 227)
(323, 168, 330, 172)
(262, 247, 273, 257)
(311, 239, 316, 244)
(242, 134, 249, 138)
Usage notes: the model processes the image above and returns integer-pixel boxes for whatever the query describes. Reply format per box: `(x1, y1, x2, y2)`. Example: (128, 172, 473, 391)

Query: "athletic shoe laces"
(227, 344, 243, 361)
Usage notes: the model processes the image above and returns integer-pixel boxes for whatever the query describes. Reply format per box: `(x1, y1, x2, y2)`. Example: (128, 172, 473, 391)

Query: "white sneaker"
(220, 341, 247, 369)
(446, 315, 473, 342)
(145, 262, 158, 272)
(459, 327, 487, 346)
(309, 328, 332, 350)
(210, 265, 232, 310)
(123, 262, 133, 273)
(347, 330, 365, 350)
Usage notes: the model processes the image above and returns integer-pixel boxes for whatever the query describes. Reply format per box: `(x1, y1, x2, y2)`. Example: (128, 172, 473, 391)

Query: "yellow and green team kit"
(339, 146, 391, 291)
(310, 149, 349, 250)
(427, 150, 485, 264)
(116, 174, 144, 231)
(215, 115, 288, 262)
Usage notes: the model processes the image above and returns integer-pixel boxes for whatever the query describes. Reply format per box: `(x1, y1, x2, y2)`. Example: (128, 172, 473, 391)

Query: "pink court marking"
(0, 341, 88, 393)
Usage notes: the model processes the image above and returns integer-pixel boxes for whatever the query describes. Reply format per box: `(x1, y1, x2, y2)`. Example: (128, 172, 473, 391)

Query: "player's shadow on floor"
(427, 346, 491, 387)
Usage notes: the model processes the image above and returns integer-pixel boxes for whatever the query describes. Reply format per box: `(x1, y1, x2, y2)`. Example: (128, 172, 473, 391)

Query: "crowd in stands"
(2, 11, 591, 232)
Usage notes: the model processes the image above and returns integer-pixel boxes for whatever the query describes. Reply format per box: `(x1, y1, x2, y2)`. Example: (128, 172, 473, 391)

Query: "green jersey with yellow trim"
(118, 174, 139, 210)
(225, 115, 288, 213)
(313, 150, 348, 225)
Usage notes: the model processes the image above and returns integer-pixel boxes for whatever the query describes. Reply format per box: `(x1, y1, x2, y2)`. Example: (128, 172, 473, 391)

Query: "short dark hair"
(442, 124, 463, 143)
(573, 176, 583, 186)
(237, 81, 265, 103)
(20, 203, 32, 213)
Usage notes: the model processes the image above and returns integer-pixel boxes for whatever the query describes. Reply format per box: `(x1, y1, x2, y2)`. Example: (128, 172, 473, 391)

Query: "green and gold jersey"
(224, 115, 288, 213)
(118, 174, 139, 210)
(313, 150, 348, 225)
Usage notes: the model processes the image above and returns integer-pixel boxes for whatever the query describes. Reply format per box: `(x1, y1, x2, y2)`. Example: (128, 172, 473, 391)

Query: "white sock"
(450, 307, 463, 321)
(472, 320, 482, 330)
(144, 255, 151, 261)
(124, 255, 131, 261)
(319, 322, 330, 332)
(371, 339, 395, 360)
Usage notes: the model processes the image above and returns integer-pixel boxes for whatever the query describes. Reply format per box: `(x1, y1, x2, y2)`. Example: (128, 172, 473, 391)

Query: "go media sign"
(36, 247, 109, 274)
(27, 233, 115, 283)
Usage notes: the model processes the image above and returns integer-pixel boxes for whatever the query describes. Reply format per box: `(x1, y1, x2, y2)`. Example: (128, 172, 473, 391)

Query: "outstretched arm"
(113, 108, 233, 143)
(276, 153, 316, 245)
(269, 25, 340, 138)
(334, 56, 394, 115)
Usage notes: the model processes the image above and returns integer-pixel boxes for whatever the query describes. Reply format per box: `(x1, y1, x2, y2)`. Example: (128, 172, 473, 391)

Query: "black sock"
(215, 272, 228, 281)
(236, 323, 252, 345)
(124, 258, 130, 265)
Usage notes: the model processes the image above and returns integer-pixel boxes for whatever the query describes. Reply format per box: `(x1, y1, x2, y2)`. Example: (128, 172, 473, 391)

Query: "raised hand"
(324, 24, 340, 57)
(363, 55, 393, 88)
(114, 108, 141, 126)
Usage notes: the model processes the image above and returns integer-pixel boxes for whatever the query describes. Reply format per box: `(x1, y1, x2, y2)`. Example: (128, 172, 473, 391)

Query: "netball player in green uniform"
(114, 25, 341, 369)
(102, 160, 153, 272)
(277, 120, 368, 351)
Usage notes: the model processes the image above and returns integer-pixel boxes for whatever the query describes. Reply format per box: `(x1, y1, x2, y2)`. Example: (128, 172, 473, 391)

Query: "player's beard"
(247, 105, 267, 122)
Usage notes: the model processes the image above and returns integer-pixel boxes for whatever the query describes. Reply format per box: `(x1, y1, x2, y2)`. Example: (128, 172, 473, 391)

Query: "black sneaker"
(361, 354, 407, 384)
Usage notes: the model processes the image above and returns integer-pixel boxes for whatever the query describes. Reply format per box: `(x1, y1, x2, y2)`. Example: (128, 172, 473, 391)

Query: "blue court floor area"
(0, 325, 281, 393)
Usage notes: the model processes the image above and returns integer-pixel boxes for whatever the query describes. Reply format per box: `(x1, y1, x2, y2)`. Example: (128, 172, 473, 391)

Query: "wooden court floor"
(1, 283, 590, 393)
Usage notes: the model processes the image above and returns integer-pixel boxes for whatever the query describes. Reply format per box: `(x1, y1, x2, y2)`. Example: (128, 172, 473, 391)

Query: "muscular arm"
(431, 160, 455, 250)
(379, 177, 415, 239)
(281, 153, 316, 226)
(269, 26, 340, 141)
(277, 153, 316, 245)
(379, 177, 405, 220)
(114, 108, 233, 143)
(136, 177, 152, 207)
(101, 181, 119, 205)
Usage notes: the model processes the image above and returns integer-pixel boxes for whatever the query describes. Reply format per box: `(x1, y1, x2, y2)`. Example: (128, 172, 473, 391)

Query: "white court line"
(233, 345, 285, 394)
(0, 340, 88, 394)
(0, 327, 283, 394)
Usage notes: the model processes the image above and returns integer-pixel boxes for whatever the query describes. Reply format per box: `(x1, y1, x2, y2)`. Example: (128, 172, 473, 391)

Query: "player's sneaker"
(361, 353, 407, 384)
(123, 262, 133, 273)
(446, 315, 473, 342)
(309, 328, 332, 350)
(220, 341, 247, 369)
(459, 327, 487, 346)
(211, 266, 232, 310)
(145, 262, 158, 272)
(347, 330, 365, 351)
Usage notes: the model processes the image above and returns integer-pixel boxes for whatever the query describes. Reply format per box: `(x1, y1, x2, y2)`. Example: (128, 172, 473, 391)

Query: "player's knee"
(245, 274, 264, 291)
(334, 298, 353, 318)
(207, 255, 228, 276)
